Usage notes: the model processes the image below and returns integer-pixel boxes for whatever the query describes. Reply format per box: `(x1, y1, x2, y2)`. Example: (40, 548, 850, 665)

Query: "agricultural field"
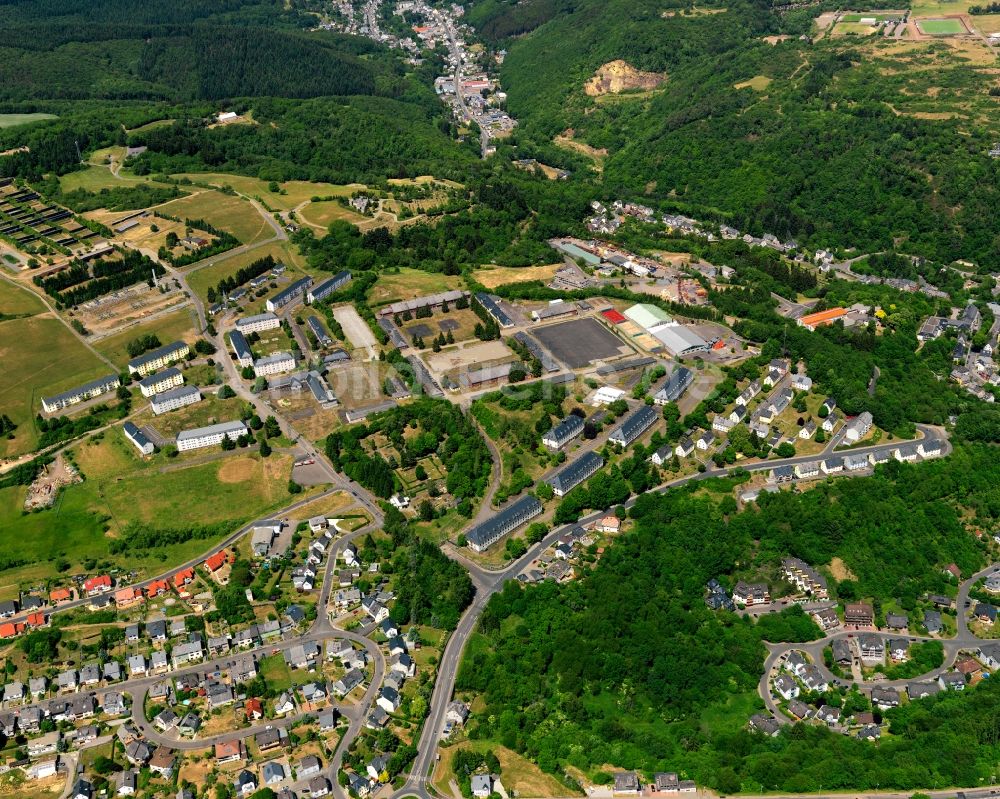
(367, 268, 463, 307)
(155, 189, 274, 245)
(0, 113, 57, 129)
(0, 315, 110, 458)
(93, 306, 198, 367)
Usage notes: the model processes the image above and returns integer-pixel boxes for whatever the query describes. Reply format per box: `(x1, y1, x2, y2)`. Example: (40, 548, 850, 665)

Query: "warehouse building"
(544, 451, 604, 496)
(466, 495, 543, 552)
(150, 385, 202, 416)
(123, 422, 154, 455)
(176, 420, 248, 452)
(41, 374, 120, 414)
(609, 405, 658, 447)
(229, 331, 254, 369)
(254, 351, 296, 377)
(647, 324, 709, 358)
(266, 277, 313, 313)
(127, 341, 190, 376)
(307, 271, 352, 303)
(235, 313, 281, 335)
(542, 415, 585, 450)
(624, 303, 672, 330)
(138, 368, 183, 398)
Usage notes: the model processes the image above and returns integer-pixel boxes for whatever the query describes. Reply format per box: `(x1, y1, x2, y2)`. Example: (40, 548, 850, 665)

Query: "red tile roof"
(146, 579, 169, 598)
(84, 575, 112, 592)
(0, 622, 24, 639)
(25, 612, 46, 628)
(601, 309, 627, 324)
(205, 551, 228, 572)
(173, 568, 195, 588)
(49, 588, 71, 602)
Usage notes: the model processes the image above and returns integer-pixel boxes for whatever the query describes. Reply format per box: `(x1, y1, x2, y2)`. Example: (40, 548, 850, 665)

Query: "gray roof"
(544, 451, 604, 494)
(151, 385, 200, 405)
(176, 420, 247, 443)
(230, 329, 253, 361)
(609, 405, 658, 445)
(466, 495, 542, 550)
(42, 373, 119, 407)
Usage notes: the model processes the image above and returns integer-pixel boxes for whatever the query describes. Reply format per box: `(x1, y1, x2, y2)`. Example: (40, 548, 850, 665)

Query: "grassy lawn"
(297, 199, 367, 231)
(0, 315, 110, 458)
(156, 190, 273, 245)
(0, 113, 57, 129)
(0, 279, 46, 316)
(367, 268, 463, 308)
(185, 240, 307, 301)
(94, 307, 198, 367)
(174, 173, 361, 211)
(433, 740, 574, 798)
(59, 165, 168, 194)
(734, 75, 773, 91)
(259, 653, 294, 691)
(917, 17, 968, 33)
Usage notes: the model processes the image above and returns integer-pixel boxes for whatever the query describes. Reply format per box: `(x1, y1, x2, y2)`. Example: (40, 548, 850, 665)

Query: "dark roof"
(466, 495, 542, 550)
(545, 451, 604, 494)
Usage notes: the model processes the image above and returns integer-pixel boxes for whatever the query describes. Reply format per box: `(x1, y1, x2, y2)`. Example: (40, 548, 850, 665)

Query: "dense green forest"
(457, 445, 998, 791)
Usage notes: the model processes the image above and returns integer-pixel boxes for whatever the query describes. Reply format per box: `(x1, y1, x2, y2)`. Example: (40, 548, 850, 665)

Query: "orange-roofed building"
(798, 307, 847, 331)
(205, 551, 228, 572)
(146, 579, 169, 598)
(0, 622, 25, 639)
(115, 587, 143, 608)
(49, 588, 71, 603)
(26, 612, 47, 628)
(245, 698, 263, 720)
(712, 339, 727, 350)
(596, 515, 621, 534)
(173, 568, 195, 590)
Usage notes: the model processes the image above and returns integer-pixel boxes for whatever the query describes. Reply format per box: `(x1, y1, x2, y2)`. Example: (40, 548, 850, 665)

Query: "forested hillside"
(457, 446, 999, 792)
(486, 0, 1000, 265)
(0, 5, 382, 102)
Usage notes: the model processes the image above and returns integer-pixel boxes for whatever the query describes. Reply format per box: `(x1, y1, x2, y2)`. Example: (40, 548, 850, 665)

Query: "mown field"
(0, 315, 110, 458)
(0, 113, 57, 129)
(173, 173, 362, 211)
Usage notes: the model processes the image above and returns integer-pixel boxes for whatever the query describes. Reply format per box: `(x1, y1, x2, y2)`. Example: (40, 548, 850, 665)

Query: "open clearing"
(93, 306, 198, 366)
(735, 75, 773, 91)
(368, 268, 462, 307)
(0, 278, 45, 316)
(0, 316, 109, 458)
(433, 741, 572, 798)
(426, 339, 514, 372)
(156, 190, 272, 244)
(173, 173, 362, 211)
(532, 317, 632, 368)
(331, 306, 378, 355)
(473, 264, 560, 289)
(59, 165, 172, 195)
(0, 113, 57, 128)
(297, 200, 368, 231)
(185, 240, 307, 301)
(0, 432, 301, 584)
